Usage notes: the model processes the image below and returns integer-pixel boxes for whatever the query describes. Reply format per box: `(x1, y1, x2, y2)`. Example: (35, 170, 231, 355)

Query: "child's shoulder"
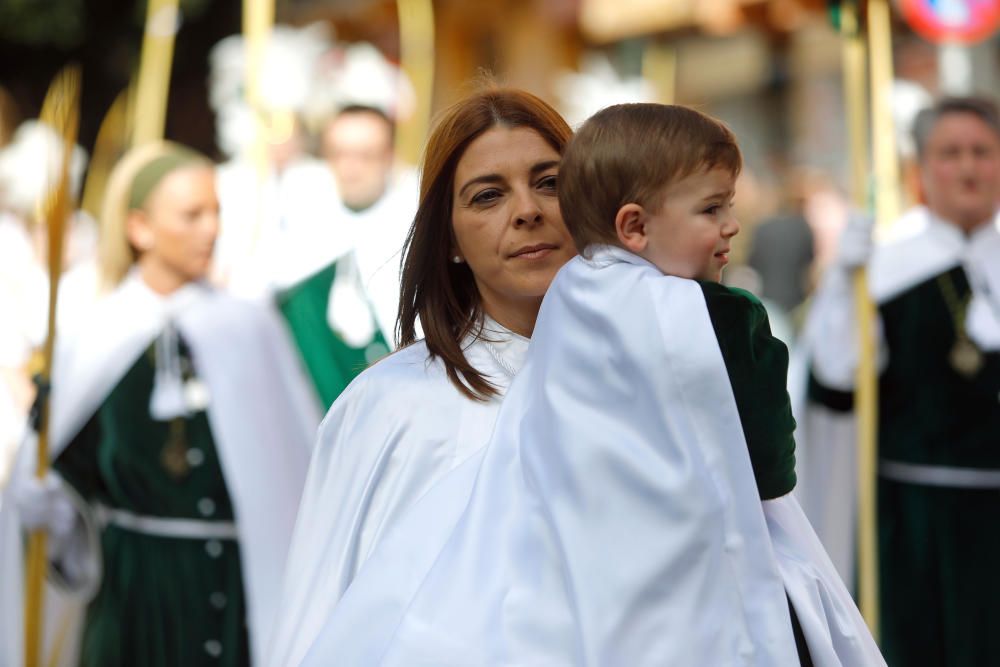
(697, 281, 761, 306)
(696, 281, 768, 327)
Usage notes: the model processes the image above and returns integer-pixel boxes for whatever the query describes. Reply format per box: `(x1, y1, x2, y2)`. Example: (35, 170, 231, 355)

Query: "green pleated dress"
(53, 338, 251, 667)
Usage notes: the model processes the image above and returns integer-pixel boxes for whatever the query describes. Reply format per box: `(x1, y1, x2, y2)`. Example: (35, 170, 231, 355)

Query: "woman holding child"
(268, 87, 578, 667)
(278, 93, 882, 665)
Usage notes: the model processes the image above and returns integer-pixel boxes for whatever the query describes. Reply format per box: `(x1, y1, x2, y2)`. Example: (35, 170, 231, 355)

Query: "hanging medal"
(937, 272, 984, 379)
(161, 417, 191, 479)
(949, 334, 984, 378)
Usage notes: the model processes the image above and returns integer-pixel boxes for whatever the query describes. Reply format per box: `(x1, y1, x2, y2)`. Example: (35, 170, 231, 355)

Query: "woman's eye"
(471, 189, 501, 205)
(538, 175, 558, 191)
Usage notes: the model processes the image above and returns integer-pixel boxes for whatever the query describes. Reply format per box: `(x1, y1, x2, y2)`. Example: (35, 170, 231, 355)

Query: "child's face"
(638, 167, 739, 282)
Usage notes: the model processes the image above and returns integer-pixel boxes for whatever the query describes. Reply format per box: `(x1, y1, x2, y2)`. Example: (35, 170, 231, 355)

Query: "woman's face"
(451, 126, 575, 333)
(128, 164, 220, 287)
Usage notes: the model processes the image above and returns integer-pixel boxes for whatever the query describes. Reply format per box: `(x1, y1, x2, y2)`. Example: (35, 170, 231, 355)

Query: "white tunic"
(266, 321, 528, 667)
(0, 273, 321, 666)
(297, 247, 882, 666)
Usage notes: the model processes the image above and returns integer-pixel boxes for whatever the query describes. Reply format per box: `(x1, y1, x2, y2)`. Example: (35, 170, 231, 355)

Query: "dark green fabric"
(53, 338, 250, 667)
(877, 266, 1000, 470)
(873, 266, 1000, 666)
(699, 282, 798, 500)
(878, 480, 1000, 666)
(806, 371, 854, 413)
(277, 260, 390, 410)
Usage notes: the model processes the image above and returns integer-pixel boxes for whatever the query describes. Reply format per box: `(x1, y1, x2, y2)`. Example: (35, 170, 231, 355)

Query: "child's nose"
(722, 214, 740, 238)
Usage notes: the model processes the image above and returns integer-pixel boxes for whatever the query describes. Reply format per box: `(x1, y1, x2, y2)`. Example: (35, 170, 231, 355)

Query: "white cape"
(267, 327, 527, 667)
(300, 247, 882, 666)
(0, 274, 321, 666)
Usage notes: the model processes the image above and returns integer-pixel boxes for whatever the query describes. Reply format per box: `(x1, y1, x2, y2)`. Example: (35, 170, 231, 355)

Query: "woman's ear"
(615, 203, 647, 253)
(126, 209, 154, 255)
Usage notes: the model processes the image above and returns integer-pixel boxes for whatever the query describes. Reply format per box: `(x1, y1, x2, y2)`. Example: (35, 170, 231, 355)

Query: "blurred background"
(3, 0, 998, 297)
(1, 0, 999, 475)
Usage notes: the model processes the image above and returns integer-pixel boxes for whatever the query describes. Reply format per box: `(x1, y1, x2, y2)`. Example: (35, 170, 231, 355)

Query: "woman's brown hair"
(397, 86, 572, 401)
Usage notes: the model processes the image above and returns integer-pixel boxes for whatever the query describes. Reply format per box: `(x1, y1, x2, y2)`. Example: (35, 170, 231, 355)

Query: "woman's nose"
(512, 190, 543, 227)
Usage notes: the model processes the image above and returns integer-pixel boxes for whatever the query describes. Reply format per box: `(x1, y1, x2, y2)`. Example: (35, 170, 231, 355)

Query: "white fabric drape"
(267, 321, 527, 667)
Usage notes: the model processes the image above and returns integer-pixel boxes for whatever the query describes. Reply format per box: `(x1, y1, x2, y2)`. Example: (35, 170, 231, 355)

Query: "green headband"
(128, 148, 209, 209)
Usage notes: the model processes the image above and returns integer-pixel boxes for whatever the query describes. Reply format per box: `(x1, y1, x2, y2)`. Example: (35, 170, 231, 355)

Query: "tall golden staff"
(23, 64, 81, 667)
(859, 0, 900, 637)
(642, 40, 677, 106)
(396, 0, 436, 165)
(132, 0, 180, 145)
(837, 0, 880, 635)
(242, 0, 275, 254)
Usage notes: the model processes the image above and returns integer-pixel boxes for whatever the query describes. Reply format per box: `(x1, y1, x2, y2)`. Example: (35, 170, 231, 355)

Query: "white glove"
(13, 473, 78, 541)
(835, 211, 875, 270)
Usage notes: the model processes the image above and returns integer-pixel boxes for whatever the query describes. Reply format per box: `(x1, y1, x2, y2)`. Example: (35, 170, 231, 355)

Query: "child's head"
(559, 103, 742, 281)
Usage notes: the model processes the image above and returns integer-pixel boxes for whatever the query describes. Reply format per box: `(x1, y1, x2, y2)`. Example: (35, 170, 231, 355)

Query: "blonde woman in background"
(1, 141, 320, 666)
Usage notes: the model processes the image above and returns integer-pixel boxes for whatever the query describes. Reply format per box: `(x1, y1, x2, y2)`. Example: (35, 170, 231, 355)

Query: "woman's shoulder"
(325, 341, 459, 419)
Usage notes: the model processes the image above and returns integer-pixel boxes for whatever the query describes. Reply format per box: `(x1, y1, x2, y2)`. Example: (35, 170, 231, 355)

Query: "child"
(297, 105, 883, 666)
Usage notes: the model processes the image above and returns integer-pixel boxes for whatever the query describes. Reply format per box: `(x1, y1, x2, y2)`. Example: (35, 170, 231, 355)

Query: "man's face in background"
(322, 109, 395, 212)
(920, 111, 1000, 231)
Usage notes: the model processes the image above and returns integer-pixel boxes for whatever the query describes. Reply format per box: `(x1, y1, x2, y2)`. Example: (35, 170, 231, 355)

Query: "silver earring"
(452, 256, 462, 264)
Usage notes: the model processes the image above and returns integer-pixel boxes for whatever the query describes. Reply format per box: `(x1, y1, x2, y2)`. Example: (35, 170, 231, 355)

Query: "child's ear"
(615, 203, 647, 253)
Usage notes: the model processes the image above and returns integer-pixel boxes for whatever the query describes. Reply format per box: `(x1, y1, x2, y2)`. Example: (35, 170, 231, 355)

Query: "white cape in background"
(300, 247, 882, 666)
(0, 273, 320, 666)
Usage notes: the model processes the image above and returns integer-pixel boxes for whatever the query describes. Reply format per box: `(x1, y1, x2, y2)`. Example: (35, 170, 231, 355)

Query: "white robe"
(0, 273, 321, 666)
(298, 247, 883, 666)
(266, 323, 528, 667)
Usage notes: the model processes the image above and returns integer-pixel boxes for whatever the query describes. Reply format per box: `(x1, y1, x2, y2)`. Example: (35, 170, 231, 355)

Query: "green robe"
(53, 338, 250, 667)
(701, 282, 810, 666)
(277, 259, 390, 410)
(810, 265, 1000, 666)
(701, 282, 798, 500)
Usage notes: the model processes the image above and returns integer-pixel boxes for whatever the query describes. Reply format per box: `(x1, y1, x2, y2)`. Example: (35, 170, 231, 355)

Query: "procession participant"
(299, 103, 883, 666)
(276, 105, 416, 409)
(267, 87, 575, 667)
(805, 96, 1000, 666)
(2, 141, 319, 666)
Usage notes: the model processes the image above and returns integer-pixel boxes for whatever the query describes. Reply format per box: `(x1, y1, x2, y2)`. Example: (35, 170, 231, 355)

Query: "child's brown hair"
(558, 103, 742, 254)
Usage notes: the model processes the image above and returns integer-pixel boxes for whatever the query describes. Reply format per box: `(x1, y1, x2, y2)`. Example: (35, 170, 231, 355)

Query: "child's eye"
(471, 189, 502, 205)
(703, 204, 721, 215)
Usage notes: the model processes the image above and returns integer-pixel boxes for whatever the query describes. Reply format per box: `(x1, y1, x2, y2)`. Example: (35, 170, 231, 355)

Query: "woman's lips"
(511, 243, 558, 260)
